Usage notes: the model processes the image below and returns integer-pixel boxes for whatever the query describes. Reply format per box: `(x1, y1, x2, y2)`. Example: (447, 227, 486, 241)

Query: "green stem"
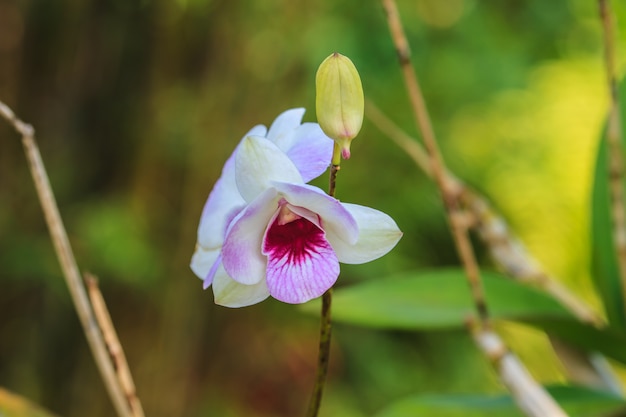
(329, 143, 341, 198)
(305, 288, 333, 417)
(306, 146, 341, 417)
(331, 142, 342, 166)
(329, 164, 340, 198)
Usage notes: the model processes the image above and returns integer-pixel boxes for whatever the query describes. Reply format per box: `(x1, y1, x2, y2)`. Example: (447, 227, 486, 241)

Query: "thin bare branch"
(365, 101, 431, 177)
(0, 99, 139, 417)
(86, 274, 145, 417)
(461, 189, 604, 326)
(549, 339, 622, 395)
(474, 327, 568, 417)
(0, 100, 34, 137)
(599, 0, 626, 317)
(366, 100, 603, 326)
(368, 99, 618, 390)
(379, 2, 571, 414)
(380, 0, 489, 325)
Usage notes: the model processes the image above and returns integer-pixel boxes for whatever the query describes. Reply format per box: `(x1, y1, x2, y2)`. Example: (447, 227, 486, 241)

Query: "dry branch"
(86, 274, 145, 417)
(367, 99, 620, 393)
(474, 328, 568, 417)
(366, 101, 602, 326)
(378, 1, 571, 414)
(380, 0, 489, 325)
(0, 99, 143, 417)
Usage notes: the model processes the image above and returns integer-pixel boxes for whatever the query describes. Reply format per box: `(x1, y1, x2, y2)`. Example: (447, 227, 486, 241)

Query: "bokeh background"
(1, 0, 626, 416)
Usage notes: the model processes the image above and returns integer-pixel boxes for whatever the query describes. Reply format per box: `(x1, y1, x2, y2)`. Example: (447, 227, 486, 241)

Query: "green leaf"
(590, 80, 626, 331)
(375, 385, 626, 417)
(301, 269, 626, 364)
(525, 318, 626, 365)
(303, 269, 572, 330)
(0, 387, 60, 417)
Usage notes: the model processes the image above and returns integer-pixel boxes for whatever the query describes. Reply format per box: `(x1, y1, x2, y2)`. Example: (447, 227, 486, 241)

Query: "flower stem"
(329, 143, 341, 198)
(329, 163, 340, 198)
(0, 100, 143, 417)
(328, 143, 341, 197)
(331, 142, 342, 166)
(306, 288, 333, 417)
(306, 145, 341, 416)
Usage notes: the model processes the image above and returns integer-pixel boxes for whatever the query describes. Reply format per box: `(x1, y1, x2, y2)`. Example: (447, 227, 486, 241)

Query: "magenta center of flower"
(262, 203, 339, 304)
(263, 205, 326, 262)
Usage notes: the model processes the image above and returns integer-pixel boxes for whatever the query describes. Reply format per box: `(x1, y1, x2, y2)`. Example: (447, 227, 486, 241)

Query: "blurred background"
(1, 0, 626, 416)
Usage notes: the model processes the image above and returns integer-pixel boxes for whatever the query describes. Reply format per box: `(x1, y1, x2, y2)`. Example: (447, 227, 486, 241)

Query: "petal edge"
(330, 203, 402, 264)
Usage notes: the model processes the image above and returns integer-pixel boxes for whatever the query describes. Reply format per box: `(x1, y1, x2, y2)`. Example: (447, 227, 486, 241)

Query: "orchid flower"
(191, 108, 402, 307)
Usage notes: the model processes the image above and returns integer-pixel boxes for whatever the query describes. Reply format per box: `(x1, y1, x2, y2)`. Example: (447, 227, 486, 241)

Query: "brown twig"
(368, 99, 619, 392)
(474, 327, 568, 417)
(365, 101, 431, 177)
(461, 188, 604, 327)
(86, 273, 145, 417)
(598, 0, 626, 317)
(368, 97, 618, 394)
(366, 100, 603, 326)
(0, 99, 140, 417)
(381, 0, 489, 325)
(379, 1, 571, 414)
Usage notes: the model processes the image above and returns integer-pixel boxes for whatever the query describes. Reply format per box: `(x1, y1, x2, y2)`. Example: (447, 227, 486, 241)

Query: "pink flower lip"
(262, 203, 339, 304)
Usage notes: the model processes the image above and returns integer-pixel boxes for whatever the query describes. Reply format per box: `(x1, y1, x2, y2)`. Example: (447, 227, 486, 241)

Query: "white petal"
(245, 124, 268, 138)
(213, 263, 270, 308)
(235, 136, 303, 202)
(196, 124, 269, 248)
(266, 108, 305, 144)
(190, 245, 221, 279)
(222, 188, 280, 285)
(329, 203, 402, 264)
(197, 154, 246, 249)
(272, 182, 359, 244)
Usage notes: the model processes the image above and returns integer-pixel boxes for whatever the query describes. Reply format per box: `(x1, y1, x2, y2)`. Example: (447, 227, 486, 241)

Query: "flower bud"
(315, 52, 364, 160)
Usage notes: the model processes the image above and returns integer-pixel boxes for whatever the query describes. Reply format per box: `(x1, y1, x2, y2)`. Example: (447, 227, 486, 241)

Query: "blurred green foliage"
(375, 386, 626, 417)
(302, 270, 574, 330)
(1, 0, 626, 416)
(0, 387, 59, 417)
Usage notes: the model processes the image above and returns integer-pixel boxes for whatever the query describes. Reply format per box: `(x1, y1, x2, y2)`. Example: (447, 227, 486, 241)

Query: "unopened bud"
(315, 52, 364, 160)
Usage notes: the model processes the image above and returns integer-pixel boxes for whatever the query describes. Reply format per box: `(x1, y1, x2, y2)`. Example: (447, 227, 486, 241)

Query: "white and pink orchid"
(191, 108, 402, 307)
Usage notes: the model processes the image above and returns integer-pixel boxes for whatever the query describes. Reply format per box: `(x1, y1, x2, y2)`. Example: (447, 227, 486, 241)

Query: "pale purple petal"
(235, 136, 303, 202)
(272, 182, 359, 245)
(190, 245, 221, 280)
(196, 124, 273, 248)
(263, 215, 339, 303)
(266, 109, 332, 182)
(197, 123, 271, 245)
(222, 188, 280, 285)
(197, 154, 246, 249)
(203, 253, 222, 289)
(329, 203, 403, 264)
(212, 263, 270, 307)
(284, 123, 333, 182)
(266, 108, 305, 143)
